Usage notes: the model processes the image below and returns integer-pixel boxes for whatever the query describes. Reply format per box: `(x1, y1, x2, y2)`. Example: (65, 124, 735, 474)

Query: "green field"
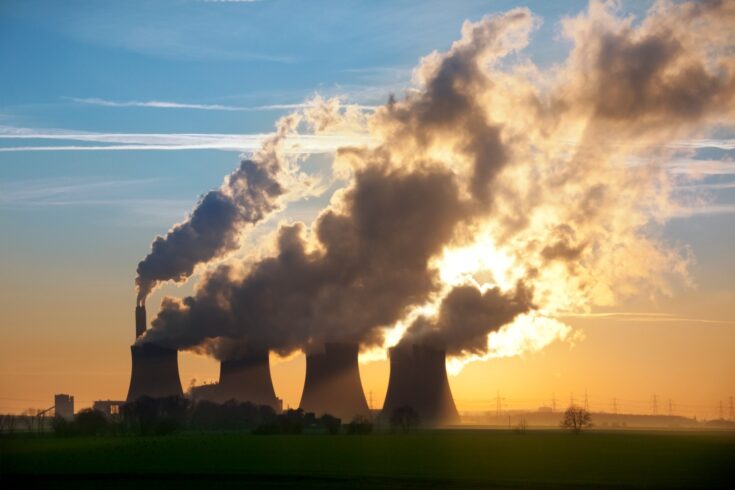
(2, 430, 733, 488)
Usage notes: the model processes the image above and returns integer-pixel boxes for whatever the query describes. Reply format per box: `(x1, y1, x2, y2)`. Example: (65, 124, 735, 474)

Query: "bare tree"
(561, 405, 592, 433)
(20, 409, 36, 432)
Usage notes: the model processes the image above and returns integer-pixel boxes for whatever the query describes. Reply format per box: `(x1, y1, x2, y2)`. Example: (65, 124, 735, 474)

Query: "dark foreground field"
(2, 429, 734, 489)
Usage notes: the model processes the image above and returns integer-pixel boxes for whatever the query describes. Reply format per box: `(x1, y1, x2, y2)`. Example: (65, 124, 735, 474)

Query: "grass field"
(2, 429, 734, 488)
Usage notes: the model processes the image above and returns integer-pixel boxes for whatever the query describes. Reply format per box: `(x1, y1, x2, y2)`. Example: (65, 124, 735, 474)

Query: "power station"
(216, 350, 281, 410)
(124, 305, 461, 425)
(126, 304, 184, 402)
(382, 343, 460, 426)
(299, 342, 371, 421)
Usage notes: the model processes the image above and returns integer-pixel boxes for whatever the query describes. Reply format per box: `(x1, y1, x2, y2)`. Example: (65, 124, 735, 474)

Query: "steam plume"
(142, 1, 734, 365)
(135, 114, 302, 303)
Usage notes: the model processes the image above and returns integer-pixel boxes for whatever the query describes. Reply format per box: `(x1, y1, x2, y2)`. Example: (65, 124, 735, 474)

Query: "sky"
(0, 0, 733, 419)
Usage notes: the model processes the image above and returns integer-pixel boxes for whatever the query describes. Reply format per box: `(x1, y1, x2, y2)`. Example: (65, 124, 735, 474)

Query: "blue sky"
(1, 0, 732, 299)
(1, 0, 733, 304)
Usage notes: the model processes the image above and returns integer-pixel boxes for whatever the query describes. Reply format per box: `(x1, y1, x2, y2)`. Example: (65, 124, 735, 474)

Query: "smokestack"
(135, 304, 146, 338)
(217, 350, 281, 410)
(299, 342, 370, 421)
(127, 306, 183, 401)
(381, 343, 460, 426)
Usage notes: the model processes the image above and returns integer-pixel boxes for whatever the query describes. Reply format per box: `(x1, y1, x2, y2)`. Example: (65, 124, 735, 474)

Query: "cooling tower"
(217, 350, 280, 410)
(126, 305, 184, 402)
(381, 343, 460, 426)
(299, 342, 370, 421)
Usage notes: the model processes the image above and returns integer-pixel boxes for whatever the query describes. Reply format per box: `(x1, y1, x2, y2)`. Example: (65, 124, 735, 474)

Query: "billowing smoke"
(141, 1, 735, 364)
(135, 114, 300, 303)
(144, 164, 468, 354)
(401, 282, 534, 356)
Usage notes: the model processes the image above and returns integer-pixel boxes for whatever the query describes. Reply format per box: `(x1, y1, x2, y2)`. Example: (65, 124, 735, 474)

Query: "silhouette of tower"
(668, 399, 673, 416)
(584, 389, 589, 411)
(54, 394, 74, 420)
(217, 349, 280, 410)
(552, 393, 557, 412)
(381, 343, 460, 426)
(652, 394, 658, 415)
(719, 400, 724, 420)
(729, 396, 734, 421)
(135, 304, 146, 338)
(126, 304, 183, 402)
(299, 342, 370, 421)
(613, 398, 618, 415)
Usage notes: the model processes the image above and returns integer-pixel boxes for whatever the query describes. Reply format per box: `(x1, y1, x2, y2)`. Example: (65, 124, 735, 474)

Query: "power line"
(652, 394, 658, 415)
(495, 391, 505, 417)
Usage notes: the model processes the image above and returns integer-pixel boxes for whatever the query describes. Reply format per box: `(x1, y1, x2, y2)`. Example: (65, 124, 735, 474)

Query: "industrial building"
(54, 394, 74, 420)
(121, 305, 462, 426)
(382, 343, 460, 426)
(299, 342, 371, 421)
(218, 350, 282, 410)
(126, 304, 184, 402)
(92, 400, 125, 417)
(187, 352, 283, 411)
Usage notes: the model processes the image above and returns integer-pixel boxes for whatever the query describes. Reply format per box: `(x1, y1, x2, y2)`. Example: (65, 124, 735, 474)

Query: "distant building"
(54, 394, 74, 420)
(188, 382, 220, 402)
(92, 400, 125, 417)
(538, 406, 554, 413)
(188, 381, 283, 412)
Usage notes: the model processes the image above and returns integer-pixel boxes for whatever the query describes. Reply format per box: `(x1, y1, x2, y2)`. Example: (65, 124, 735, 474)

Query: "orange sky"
(1, 270, 732, 418)
(1, 0, 734, 421)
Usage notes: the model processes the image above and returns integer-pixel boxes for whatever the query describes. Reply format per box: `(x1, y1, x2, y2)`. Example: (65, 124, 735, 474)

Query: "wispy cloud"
(560, 312, 735, 325)
(0, 125, 377, 153)
(0, 177, 191, 224)
(675, 180, 735, 190)
(666, 159, 735, 176)
(670, 204, 735, 217)
(668, 139, 735, 151)
(66, 97, 377, 112)
(0, 177, 164, 204)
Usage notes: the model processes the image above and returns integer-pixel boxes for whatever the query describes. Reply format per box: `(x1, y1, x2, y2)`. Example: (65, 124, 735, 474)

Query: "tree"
(74, 409, 109, 436)
(346, 415, 373, 434)
(390, 406, 420, 433)
(561, 405, 592, 433)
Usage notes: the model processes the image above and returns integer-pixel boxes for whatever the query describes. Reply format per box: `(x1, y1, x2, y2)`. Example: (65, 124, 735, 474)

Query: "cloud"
(141, 1, 735, 367)
(0, 125, 377, 153)
(66, 97, 377, 112)
(0, 177, 191, 224)
(561, 311, 735, 325)
(134, 97, 370, 302)
(134, 113, 301, 303)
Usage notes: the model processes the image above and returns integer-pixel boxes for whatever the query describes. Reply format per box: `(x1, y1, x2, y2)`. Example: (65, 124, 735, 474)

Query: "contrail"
(66, 97, 377, 112)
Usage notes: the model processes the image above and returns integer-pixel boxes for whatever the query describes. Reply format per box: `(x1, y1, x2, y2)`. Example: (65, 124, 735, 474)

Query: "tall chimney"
(381, 343, 460, 426)
(299, 342, 370, 421)
(135, 304, 146, 338)
(217, 349, 281, 410)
